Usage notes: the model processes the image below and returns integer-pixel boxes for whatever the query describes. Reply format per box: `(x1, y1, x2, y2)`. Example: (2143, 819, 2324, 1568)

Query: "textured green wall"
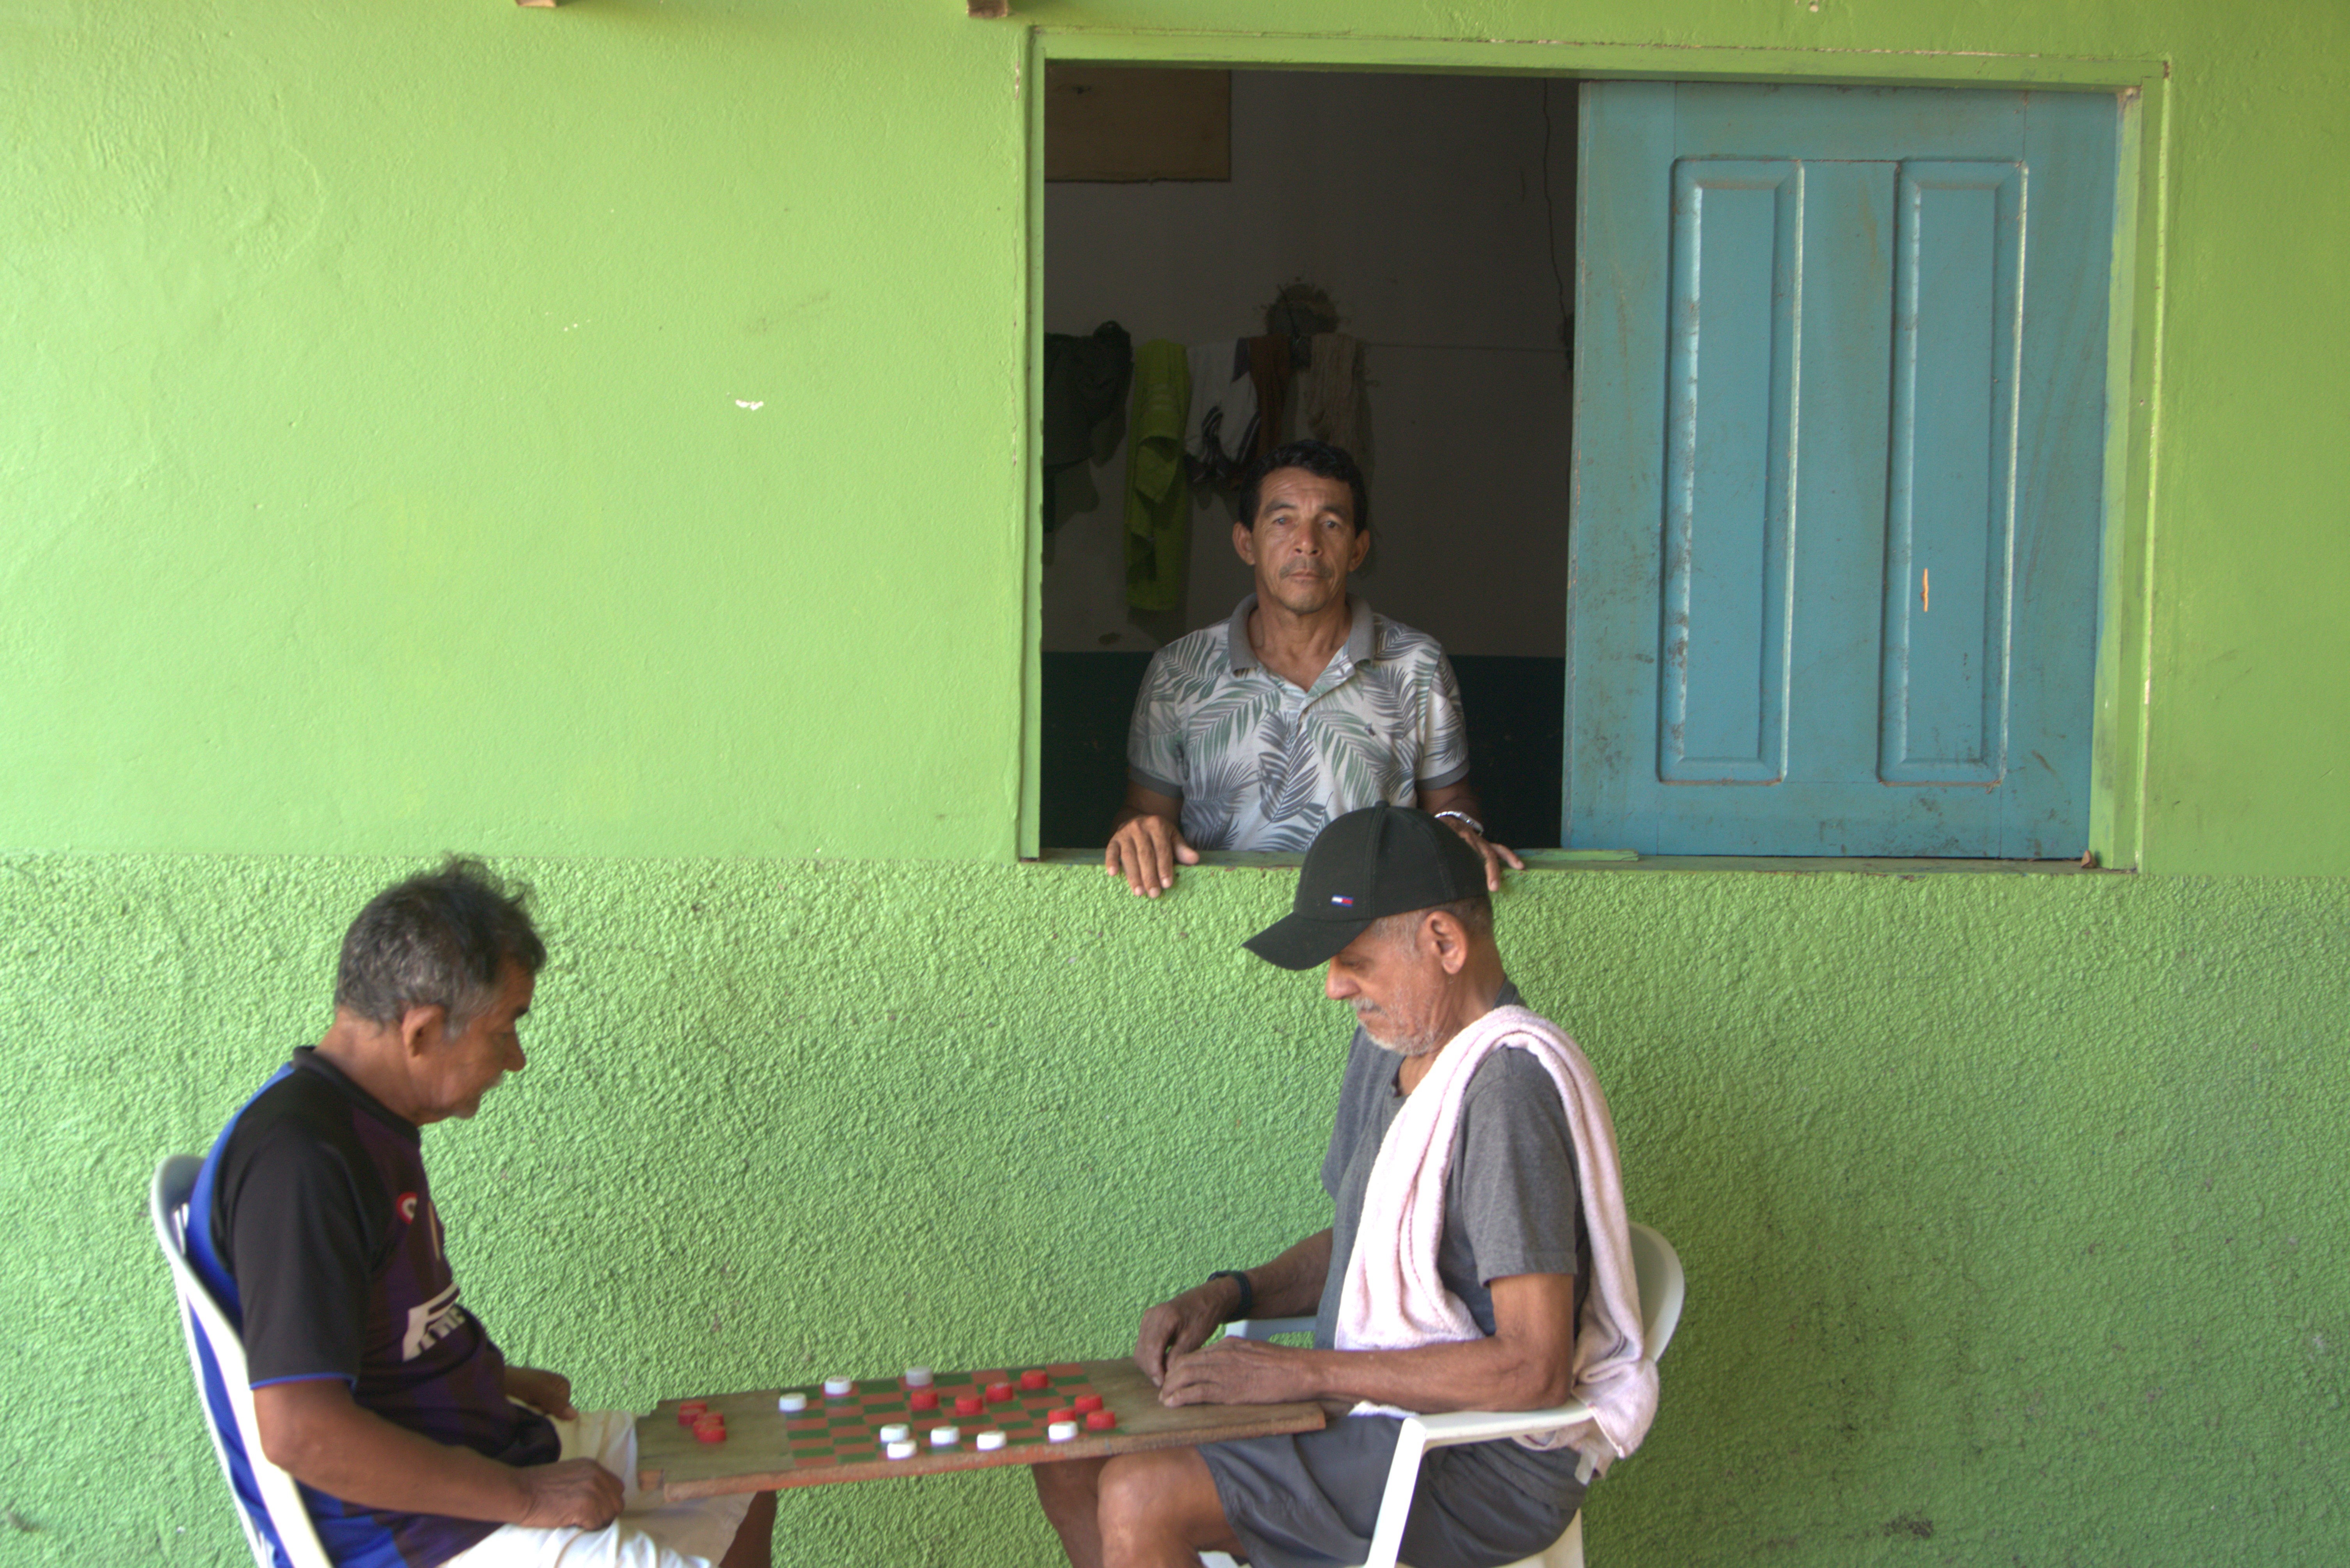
(4, 856, 2345, 1565)
(4, 0, 2348, 871)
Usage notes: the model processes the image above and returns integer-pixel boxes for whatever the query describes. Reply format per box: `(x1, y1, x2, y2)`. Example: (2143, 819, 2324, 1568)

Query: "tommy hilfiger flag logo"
(1330, 895, 1354, 906)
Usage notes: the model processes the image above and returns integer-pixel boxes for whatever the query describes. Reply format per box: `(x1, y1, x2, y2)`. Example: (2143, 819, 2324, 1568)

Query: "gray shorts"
(1197, 1415, 1587, 1568)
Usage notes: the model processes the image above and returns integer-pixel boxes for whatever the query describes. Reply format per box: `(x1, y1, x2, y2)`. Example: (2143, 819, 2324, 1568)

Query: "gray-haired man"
(187, 859, 775, 1568)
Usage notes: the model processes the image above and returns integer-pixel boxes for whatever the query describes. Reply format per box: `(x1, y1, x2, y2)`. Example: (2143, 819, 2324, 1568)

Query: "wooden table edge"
(640, 1401, 1327, 1500)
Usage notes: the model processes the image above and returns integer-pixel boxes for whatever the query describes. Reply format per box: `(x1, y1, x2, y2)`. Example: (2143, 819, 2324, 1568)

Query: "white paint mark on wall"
(735, 399, 764, 410)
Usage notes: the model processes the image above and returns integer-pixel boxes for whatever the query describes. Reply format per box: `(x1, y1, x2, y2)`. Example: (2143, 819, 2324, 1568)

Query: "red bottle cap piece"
(693, 1415, 727, 1444)
(1047, 1407, 1076, 1425)
(986, 1382, 1014, 1403)
(954, 1394, 983, 1417)
(910, 1388, 940, 1410)
(1084, 1409, 1117, 1431)
(1073, 1393, 1104, 1414)
(1019, 1369, 1051, 1391)
(676, 1401, 710, 1426)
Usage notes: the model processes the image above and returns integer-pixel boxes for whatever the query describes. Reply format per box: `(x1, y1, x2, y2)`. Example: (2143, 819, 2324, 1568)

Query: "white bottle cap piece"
(885, 1439, 917, 1460)
(877, 1423, 911, 1443)
(823, 1377, 854, 1398)
(974, 1429, 1006, 1451)
(903, 1366, 934, 1388)
(1047, 1420, 1077, 1442)
(929, 1425, 959, 1446)
(777, 1392, 808, 1413)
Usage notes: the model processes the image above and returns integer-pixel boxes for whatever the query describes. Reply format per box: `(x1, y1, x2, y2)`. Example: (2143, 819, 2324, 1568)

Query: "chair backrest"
(150, 1154, 335, 1568)
(1626, 1221, 1686, 1362)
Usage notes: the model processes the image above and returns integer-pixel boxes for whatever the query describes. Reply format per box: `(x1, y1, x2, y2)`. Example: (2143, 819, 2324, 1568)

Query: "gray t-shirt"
(1313, 985, 1590, 1351)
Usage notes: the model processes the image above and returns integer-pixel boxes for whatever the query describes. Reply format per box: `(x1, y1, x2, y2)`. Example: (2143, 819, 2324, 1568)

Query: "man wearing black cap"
(1035, 804, 1612, 1568)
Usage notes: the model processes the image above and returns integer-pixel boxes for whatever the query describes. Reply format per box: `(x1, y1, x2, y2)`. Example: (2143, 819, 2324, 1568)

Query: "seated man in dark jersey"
(1036, 805, 1655, 1568)
(188, 859, 774, 1568)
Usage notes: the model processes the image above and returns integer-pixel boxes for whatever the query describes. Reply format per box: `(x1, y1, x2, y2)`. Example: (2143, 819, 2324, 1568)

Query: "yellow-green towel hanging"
(1124, 339, 1191, 613)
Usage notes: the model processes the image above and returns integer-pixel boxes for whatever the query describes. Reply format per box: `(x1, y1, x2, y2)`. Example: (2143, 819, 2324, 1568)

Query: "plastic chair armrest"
(1221, 1316, 1315, 1341)
(1408, 1400, 1594, 1450)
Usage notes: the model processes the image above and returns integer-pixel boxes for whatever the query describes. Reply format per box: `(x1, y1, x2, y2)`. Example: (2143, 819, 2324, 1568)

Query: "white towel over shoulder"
(1334, 1005, 1658, 1473)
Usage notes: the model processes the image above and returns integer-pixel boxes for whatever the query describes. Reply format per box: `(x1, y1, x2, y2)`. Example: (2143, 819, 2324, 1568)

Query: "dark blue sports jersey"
(188, 1050, 559, 1568)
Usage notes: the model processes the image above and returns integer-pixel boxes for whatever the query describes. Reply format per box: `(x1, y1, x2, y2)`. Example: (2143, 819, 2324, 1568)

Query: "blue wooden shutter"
(1568, 83, 2117, 857)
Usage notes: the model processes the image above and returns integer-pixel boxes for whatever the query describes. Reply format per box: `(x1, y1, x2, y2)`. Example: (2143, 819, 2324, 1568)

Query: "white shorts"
(440, 1410, 755, 1568)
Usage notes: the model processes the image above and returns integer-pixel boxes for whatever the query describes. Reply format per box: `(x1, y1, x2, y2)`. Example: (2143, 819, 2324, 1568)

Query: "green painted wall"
(6, 2, 2349, 1566)
(5, 857, 2345, 1565)
(5, 0, 2348, 872)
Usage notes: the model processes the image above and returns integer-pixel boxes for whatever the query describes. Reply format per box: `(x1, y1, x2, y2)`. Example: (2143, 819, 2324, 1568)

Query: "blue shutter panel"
(1569, 83, 2116, 857)
(1660, 160, 1801, 787)
(1880, 161, 2026, 787)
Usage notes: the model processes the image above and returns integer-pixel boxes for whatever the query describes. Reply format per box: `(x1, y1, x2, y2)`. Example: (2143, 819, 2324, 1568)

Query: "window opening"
(1038, 67, 1577, 854)
(1035, 67, 2124, 863)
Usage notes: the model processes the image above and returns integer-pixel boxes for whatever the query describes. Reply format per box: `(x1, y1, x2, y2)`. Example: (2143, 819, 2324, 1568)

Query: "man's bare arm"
(1133, 1229, 1333, 1385)
(502, 1364, 579, 1419)
(1155, 1271, 1576, 1413)
(1416, 781, 1524, 892)
(253, 1379, 621, 1530)
(1104, 780, 1198, 898)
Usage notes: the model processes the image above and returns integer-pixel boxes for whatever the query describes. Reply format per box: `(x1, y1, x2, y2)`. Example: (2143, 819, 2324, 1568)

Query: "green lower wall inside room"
(4, 853, 2342, 1566)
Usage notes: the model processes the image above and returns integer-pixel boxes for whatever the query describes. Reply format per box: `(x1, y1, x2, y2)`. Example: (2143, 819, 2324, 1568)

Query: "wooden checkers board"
(639, 1360, 1325, 1499)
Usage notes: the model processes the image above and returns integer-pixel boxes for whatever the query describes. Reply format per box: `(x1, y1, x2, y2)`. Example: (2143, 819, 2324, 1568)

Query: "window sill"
(1032, 848, 2120, 876)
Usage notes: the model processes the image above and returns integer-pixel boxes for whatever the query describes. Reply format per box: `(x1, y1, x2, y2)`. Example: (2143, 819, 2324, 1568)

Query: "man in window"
(186, 858, 776, 1568)
(1106, 440, 1523, 897)
(1039, 804, 1655, 1568)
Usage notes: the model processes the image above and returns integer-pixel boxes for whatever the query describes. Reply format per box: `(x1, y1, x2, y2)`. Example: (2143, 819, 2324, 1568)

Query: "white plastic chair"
(1202, 1221, 1684, 1568)
(150, 1154, 335, 1568)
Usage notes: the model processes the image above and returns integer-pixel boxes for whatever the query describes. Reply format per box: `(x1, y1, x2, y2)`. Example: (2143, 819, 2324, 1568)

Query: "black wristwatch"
(1207, 1269, 1255, 1320)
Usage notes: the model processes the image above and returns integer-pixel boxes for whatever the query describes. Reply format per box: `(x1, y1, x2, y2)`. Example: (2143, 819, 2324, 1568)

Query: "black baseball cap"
(1242, 803, 1489, 971)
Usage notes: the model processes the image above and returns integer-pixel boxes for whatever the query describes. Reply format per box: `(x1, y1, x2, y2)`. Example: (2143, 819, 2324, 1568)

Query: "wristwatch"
(1206, 1269, 1255, 1320)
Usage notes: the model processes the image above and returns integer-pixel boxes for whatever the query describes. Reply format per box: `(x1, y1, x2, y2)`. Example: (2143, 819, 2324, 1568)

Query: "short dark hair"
(1239, 439, 1370, 537)
(333, 857, 547, 1028)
